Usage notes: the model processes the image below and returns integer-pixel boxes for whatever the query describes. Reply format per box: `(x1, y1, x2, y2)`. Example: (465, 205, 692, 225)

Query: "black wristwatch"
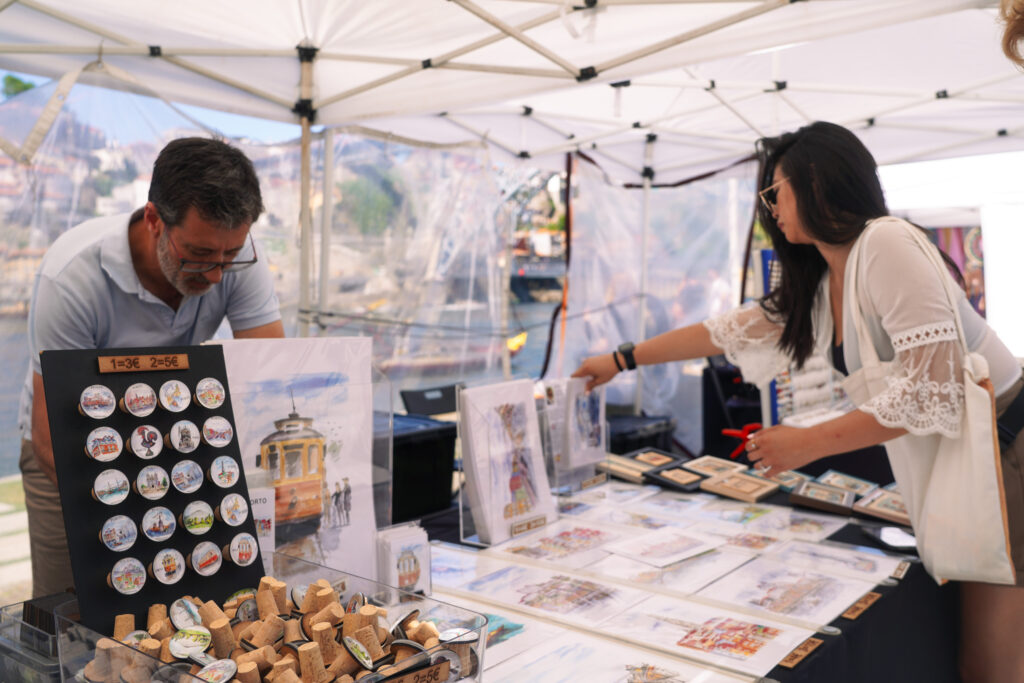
(617, 342, 637, 371)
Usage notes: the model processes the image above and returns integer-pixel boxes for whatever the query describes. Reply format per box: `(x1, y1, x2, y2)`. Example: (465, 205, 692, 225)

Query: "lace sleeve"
(858, 322, 964, 438)
(703, 304, 790, 387)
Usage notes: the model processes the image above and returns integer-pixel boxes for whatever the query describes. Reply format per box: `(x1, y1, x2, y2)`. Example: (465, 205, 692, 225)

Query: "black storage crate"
(608, 414, 677, 455)
(390, 414, 457, 523)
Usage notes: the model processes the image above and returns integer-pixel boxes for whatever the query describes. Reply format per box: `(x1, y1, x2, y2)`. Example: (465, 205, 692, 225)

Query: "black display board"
(41, 345, 264, 633)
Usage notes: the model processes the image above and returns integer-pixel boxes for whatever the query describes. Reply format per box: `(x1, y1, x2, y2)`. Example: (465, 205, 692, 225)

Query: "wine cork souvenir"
(195, 377, 226, 409)
(217, 492, 249, 527)
(189, 541, 223, 576)
(196, 658, 237, 682)
(108, 557, 146, 595)
(202, 416, 233, 448)
(100, 514, 137, 552)
(168, 626, 212, 660)
(150, 548, 186, 585)
(129, 425, 163, 459)
(85, 426, 122, 462)
(121, 383, 157, 417)
(167, 419, 200, 454)
(158, 379, 191, 413)
(181, 500, 214, 535)
(225, 532, 258, 567)
(209, 455, 240, 488)
(92, 469, 129, 505)
(79, 384, 116, 419)
(170, 597, 202, 631)
(171, 459, 204, 494)
(135, 465, 170, 501)
(141, 506, 176, 542)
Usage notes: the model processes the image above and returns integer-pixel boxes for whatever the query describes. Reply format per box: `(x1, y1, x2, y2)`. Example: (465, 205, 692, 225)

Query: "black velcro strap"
(998, 383, 1024, 450)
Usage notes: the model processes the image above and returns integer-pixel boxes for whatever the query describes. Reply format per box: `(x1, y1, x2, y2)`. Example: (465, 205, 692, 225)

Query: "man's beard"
(156, 231, 214, 297)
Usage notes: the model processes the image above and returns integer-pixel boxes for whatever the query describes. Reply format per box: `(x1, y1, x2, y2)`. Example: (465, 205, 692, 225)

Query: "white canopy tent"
(1, 0, 1019, 422)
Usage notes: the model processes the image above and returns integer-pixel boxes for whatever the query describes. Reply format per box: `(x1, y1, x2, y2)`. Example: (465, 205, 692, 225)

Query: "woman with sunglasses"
(573, 120, 1024, 681)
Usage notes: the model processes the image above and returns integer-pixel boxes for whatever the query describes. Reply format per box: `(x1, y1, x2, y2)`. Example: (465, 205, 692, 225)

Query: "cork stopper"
(297, 641, 331, 683)
(159, 636, 174, 663)
(209, 617, 237, 659)
(270, 657, 300, 681)
(325, 642, 361, 678)
(236, 645, 279, 674)
(113, 614, 135, 641)
(275, 669, 302, 683)
(283, 618, 304, 643)
(252, 613, 286, 648)
(352, 625, 385, 661)
(313, 587, 338, 612)
(311, 622, 340, 664)
(147, 617, 174, 641)
(138, 638, 162, 660)
(199, 599, 229, 627)
(146, 604, 167, 630)
(257, 589, 282, 620)
(271, 579, 289, 614)
(236, 661, 261, 683)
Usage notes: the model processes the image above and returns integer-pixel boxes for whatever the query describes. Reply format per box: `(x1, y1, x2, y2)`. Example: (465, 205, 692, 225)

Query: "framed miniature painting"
(645, 465, 702, 492)
(755, 469, 812, 493)
(700, 472, 780, 503)
(682, 455, 748, 478)
(789, 480, 855, 515)
(853, 488, 911, 526)
(595, 453, 654, 484)
(816, 469, 878, 498)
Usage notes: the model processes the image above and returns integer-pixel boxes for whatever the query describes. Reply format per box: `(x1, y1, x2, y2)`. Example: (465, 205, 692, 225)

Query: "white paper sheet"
(765, 539, 906, 584)
(604, 526, 725, 568)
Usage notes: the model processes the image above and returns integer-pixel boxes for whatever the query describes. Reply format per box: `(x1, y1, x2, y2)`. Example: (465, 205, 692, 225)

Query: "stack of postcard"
(376, 522, 431, 595)
(700, 471, 781, 503)
(853, 487, 911, 526)
(537, 378, 606, 472)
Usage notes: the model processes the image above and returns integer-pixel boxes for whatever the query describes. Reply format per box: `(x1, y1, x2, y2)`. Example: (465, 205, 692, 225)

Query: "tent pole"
(634, 135, 654, 416)
(298, 57, 314, 338)
(318, 128, 335, 337)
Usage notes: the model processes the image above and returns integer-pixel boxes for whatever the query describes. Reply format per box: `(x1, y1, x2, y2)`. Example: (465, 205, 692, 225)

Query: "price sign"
(388, 659, 450, 683)
(98, 354, 190, 374)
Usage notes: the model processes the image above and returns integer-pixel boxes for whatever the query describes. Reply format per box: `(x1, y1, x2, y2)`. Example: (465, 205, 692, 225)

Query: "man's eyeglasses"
(758, 177, 788, 213)
(166, 232, 258, 273)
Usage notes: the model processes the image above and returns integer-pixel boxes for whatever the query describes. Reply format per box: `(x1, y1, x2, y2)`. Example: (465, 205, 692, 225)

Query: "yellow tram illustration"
(256, 401, 326, 542)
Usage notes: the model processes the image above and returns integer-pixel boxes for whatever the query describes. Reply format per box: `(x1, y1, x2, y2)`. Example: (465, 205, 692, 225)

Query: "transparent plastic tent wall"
(0, 80, 754, 473)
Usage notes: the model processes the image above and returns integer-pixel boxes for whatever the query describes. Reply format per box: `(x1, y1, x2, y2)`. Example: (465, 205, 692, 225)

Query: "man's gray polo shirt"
(18, 212, 281, 435)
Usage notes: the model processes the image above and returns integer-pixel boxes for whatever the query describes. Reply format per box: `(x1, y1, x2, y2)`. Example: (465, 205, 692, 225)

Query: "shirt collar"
(98, 213, 146, 297)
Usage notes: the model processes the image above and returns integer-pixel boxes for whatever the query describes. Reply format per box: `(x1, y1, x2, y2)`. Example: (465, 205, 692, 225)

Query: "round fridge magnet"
(226, 532, 258, 567)
(121, 383, 157, 417)
(189, 541, 222, 577)
(170, 598, 202, 630)
(194, 378, 226, 410)
(85, 426, 122, 462)
(130, 425, 163, 459)
(171, 460, 204, 494)
(99, 514, 137, 552)
(208, 456, 239, 488)
(168, 420, 200, 454)
(142, 506, 176, 542)
(181, 500, 214, 536)
(159, 379, 191, 413)
(201, 416, 233, 448)
(79, 385, 116, 420)
(135, 465, 170, 501)
(218, 493, 248, 527)
(108, 557, 146, 595)
(92, 469, 129, 506)
(151, 548, 186, 585)
(169, 626, 212, 660)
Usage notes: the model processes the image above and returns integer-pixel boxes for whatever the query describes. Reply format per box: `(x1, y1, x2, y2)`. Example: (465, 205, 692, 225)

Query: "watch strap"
(618, 343, 637, 371)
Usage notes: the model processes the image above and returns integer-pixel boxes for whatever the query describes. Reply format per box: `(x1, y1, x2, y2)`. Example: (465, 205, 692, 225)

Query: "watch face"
(182, 500, 214, 535)
(169, 420, 200, 454)
(159, 380, 191, 413)
(171, 460, 204, 494)
(123, 383, 157, 417)
(80, 385, 116, 419)
(93, 469, 129, 505)
(130, 425, 163, 459)
(219, 493, 248, 527)
(142, 506, 176, 542)
(136, 465, 170, 500)
(100, 515, 137, 552)
(86, 427, 122, 462)
(209, 456, 240, 488)
(194, 378, 226, 409)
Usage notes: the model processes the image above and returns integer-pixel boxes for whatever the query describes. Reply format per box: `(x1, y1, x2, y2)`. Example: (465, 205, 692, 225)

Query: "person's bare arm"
(572, 321, 723, 391)
(30, 372, 58, 486)
(232, 320, 285, 339)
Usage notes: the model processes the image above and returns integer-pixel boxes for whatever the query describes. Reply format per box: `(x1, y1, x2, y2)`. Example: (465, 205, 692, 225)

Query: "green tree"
(2, 75, 35, 99)
(338, 176, 396, 236)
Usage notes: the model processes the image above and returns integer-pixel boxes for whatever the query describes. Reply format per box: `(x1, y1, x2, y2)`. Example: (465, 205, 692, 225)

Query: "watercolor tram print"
(256, 400, 327, 543)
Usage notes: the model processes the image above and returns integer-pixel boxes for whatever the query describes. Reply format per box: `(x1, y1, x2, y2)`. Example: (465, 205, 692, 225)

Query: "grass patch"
(0, 478, 26, 513)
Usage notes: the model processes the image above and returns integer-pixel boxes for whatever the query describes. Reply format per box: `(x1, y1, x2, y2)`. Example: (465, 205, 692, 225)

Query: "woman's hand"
(744, 424, 823, 476)
(571, 353, 620, 391)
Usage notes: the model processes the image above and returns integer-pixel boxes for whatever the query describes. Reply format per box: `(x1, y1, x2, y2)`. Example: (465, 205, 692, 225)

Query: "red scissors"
(721, 422, 762, 460)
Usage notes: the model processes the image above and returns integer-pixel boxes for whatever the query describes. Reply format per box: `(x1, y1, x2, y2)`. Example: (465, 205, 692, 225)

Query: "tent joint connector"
(610, 79, 630, 88)
(293, 98, 317, 122)
(577, 66, 598, 82)
(522, 105, 533, 116)
(632, 121, 643, 129)
(646, 133, 657, 144)
(422, 58, 433, 69)
(935, 89, 949, 99)
(706, 79, 716, 91)
(518, 150, 531, 159)
(642, 166, 654, 180)
(773, 80, 787, 91)
(866, 117, 876, 127)
(148, 45, 162, 57)
(998, 129, 1008, 137)
(297, 45, 319, 63)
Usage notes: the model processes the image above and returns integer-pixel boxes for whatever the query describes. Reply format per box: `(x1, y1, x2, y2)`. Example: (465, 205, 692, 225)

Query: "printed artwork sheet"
(697, 556, 874, 626)
(427, 593, 564, 670)
(577, 504, 680, 531)
(220, 337, 376, 579)
(564, 481, 662, 507)
(765, 539, 905, 584)
(685, 521, 786, 556)
(604, 526, 725, 568)
(460, 380, 557, 545)
(457, 563, 647, 627)
(487, 518, 626, 569)
(487, 631, 751, 683)
(742, 508, 847, 543)
(430, 543, 511, 590)
(631, 490, 716, 520)
(588, 548, 754, 596)
(610, 595, 815, 677)
(566, 378, 606, 467)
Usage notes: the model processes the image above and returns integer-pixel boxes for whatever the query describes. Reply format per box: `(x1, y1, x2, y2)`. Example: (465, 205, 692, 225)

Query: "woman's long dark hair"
(757, 121, 962, 367)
